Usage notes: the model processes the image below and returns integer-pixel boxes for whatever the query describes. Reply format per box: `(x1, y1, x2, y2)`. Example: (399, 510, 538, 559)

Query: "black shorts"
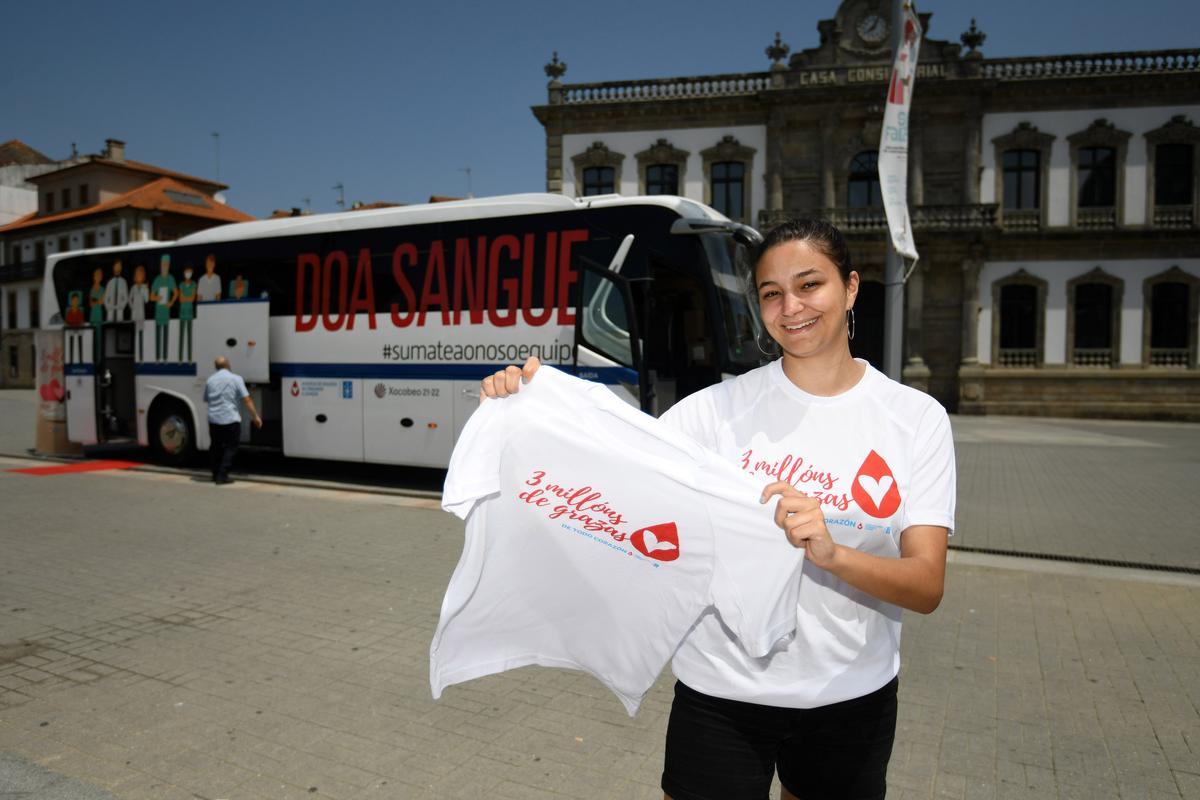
(661, 677, 898, 800)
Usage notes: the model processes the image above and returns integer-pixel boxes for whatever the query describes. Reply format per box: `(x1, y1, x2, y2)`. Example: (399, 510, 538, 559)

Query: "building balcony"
(1077, 207, 1118, 230)
(996, 348, 1039, 368)
(758, 204, 999, 232)
(998, 208, 1041, 231)
(1149, 348, 1191, 367)
(1071, 348, 1115, 367)
(1153, 204, 1196, 229)
(0, 260, 43, 282)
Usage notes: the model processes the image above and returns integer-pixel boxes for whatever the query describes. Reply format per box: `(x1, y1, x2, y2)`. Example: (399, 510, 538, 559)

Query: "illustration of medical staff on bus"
(87, 268, 105, 326)
(178, 265, 197, 362)
(64, 291, 85, 362)
(151, 255, 177, 361)
(103, 260, 128, 322)
(197, 254, 221, 301)
(128, 264, 149, 361)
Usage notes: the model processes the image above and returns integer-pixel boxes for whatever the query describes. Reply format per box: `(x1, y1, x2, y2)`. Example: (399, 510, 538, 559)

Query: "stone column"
(963, 105, 982, 204)
(901, 261, 930, 392)
(767, 111, 785, 213)
(910, 113, 925, 207)
(960, 256, 983, 365)
(544, 117, 563, 194)
(957, 254, 986, 409)
(820, 117, 837, 209)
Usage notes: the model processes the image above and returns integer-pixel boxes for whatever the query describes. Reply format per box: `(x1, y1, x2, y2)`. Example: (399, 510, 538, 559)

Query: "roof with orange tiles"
(0, 140, 54, 167)
(27, 156, 228, 192)
(0, 177, 254, 234)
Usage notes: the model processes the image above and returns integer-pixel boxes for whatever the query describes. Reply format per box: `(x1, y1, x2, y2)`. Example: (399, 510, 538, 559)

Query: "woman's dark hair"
(752, 217, 853, 284)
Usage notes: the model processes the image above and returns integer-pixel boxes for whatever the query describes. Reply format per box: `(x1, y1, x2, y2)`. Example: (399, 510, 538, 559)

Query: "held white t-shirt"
(661, 359, 956, 709)
(431, 366, 805, 715)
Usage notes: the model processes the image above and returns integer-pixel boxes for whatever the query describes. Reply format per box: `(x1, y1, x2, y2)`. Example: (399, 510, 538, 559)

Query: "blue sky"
(4, 0, 1196, 218)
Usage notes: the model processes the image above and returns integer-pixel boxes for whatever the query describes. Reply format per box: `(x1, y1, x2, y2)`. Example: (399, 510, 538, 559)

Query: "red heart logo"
(50, 379, 64, 401)
(631, 522, 680, 562)
(851, 450, 901, 519)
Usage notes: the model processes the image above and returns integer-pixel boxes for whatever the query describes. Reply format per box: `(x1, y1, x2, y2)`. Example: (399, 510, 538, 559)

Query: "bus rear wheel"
(149, 401, 196, 466)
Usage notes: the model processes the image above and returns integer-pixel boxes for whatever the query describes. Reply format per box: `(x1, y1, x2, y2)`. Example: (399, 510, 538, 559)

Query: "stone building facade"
(532, 1, 1200, 419)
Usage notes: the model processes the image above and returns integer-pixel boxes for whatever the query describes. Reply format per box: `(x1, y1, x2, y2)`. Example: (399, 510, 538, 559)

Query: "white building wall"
(561, 125, 768, 219)
(0, 162, 57, 227)
(980, 105, 1200, 227)
(976, 259, 1200, 366)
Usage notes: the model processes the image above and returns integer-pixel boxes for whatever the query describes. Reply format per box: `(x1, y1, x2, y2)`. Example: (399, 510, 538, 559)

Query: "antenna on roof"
(333, 182, 345, 209)
(211, 132, 220, 180)
(459, 166, 473, 198)
(302, 196, 311, 213)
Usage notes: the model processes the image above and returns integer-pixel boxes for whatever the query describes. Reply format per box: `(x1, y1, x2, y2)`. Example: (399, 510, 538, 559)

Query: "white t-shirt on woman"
(661, 358, 956, 709)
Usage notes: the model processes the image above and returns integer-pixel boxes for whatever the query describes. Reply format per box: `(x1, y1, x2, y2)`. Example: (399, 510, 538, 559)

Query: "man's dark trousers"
(209, 421, 241, 482)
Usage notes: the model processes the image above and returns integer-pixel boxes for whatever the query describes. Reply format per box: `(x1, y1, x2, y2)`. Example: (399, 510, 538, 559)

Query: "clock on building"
(857, 13, 890, 46)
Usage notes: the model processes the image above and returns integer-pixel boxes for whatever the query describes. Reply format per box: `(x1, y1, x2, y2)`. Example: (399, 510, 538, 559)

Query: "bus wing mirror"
(669, 218, 763, 248)
(608, 234, 634, 274)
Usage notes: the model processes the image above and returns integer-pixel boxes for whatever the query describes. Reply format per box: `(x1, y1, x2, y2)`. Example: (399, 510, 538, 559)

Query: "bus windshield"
(700, 233, 762, 372)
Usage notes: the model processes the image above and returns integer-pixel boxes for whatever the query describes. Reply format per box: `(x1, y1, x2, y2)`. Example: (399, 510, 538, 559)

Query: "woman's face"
(755, 239, 858, 361)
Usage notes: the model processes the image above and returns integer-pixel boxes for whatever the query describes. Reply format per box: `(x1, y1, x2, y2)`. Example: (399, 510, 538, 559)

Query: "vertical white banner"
(878, 3, 922, 261)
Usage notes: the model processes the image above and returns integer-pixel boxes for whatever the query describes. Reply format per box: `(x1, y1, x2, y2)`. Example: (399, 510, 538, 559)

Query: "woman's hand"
(761, 481, 838, 569)
(480, 357, 540, 403)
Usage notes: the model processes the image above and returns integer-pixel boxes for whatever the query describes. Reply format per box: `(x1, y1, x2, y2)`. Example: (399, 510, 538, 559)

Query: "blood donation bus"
(41, 193, 763, 467)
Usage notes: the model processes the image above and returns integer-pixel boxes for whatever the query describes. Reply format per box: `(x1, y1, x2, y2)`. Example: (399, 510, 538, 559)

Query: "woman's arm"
(761, 481, 948, 614)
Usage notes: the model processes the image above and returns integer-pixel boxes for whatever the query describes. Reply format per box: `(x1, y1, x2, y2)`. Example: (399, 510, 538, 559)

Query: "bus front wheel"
(149, 401, 196, 466)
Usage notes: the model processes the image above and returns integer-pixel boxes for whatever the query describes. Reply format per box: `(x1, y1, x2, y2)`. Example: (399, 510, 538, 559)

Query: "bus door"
(97, 322, 137, 440)
(643, 260, 721, 413)
(572, 236, 650, 412)
(63, 326, 97, 445)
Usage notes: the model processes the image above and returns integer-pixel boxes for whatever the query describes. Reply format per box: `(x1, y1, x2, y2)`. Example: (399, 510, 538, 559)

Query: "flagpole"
(882, 0, 907, 382)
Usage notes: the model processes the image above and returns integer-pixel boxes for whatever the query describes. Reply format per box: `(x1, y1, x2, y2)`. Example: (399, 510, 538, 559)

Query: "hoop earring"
(756, 332, 780, 358)
(846, 308, 856, 341)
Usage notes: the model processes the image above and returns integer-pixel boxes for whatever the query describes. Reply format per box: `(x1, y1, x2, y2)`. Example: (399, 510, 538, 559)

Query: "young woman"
(481, 217, 956, 800)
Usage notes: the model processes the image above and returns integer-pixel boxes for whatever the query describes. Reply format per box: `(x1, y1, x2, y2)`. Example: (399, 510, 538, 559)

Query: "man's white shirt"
(431, 366, 805, 715)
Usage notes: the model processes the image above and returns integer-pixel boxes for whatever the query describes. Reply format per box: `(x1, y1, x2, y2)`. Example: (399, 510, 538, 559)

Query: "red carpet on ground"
(7, 460, 142, 476)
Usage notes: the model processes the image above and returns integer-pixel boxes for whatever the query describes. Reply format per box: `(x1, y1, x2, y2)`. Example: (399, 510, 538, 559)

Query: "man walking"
(203, 356, 262, 484)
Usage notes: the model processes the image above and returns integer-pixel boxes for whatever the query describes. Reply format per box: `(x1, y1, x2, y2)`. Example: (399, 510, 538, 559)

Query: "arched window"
(1067, 269, 1122, 367)
(710, 162, 745, 220)
(571, 141, 623, 198)
(847, 151, 881, 208)
(1002, 150, 1040, 210)
(582, 167, 615, 196)
(1143, 267, 1199, 368)
(646, 164, 679, 195)
(1146, 116, 1199, 228)
(1078, 146, 1116, 208)
(998, 284, 1039, 367)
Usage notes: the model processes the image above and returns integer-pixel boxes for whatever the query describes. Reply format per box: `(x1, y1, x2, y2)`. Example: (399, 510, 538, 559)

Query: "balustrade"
(981, 49, 1199, 80)
(1153, 205, 1195, 229)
